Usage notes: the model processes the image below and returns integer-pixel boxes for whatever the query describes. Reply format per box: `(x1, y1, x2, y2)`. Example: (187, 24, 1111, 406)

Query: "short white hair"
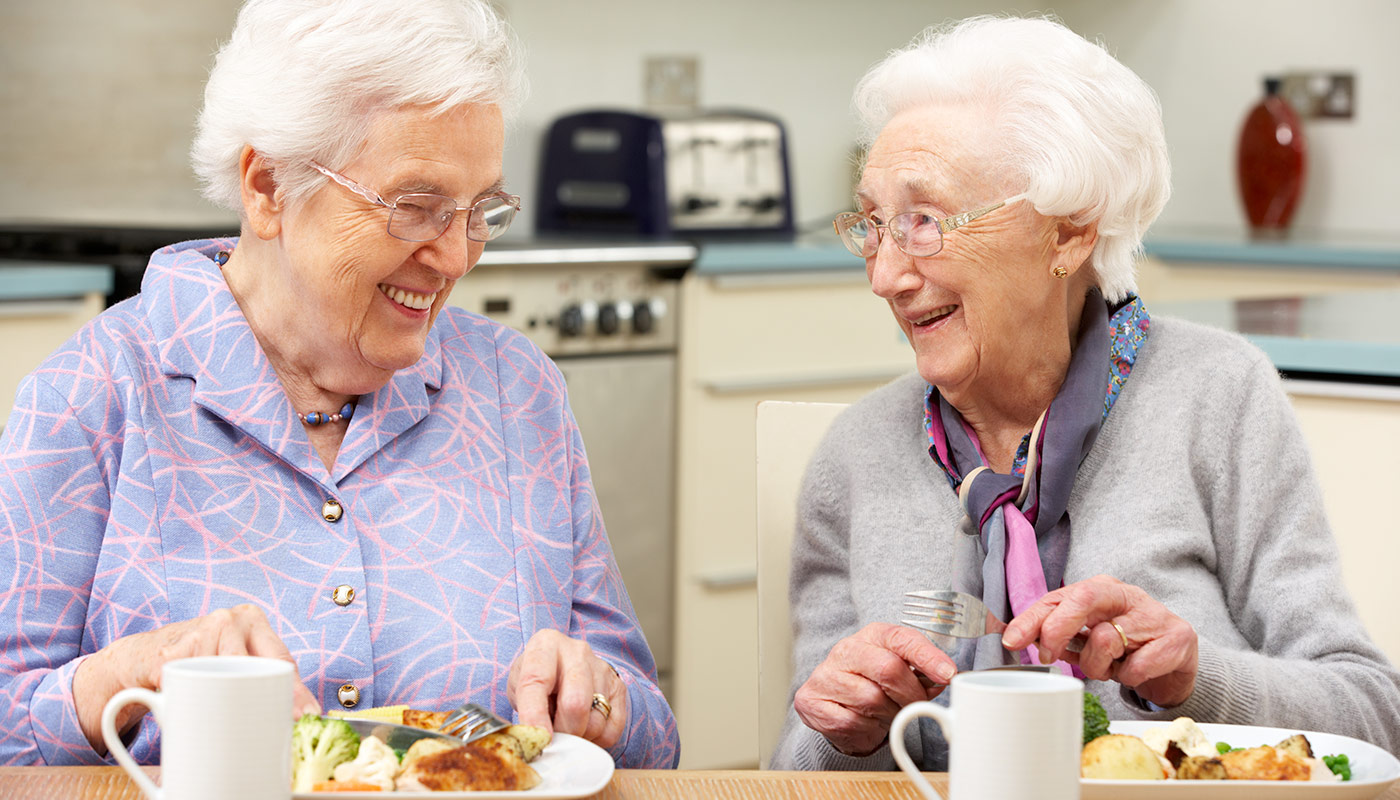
(191, 0, 526, 213)
(853, 15, 1170, 302)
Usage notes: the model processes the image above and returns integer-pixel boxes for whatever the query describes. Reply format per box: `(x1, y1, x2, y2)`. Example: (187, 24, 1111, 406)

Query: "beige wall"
(2, 1, 1397, 238)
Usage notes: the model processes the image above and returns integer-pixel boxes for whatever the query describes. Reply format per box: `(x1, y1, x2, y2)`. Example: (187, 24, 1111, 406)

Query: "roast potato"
(1081, 734, 1169, 780)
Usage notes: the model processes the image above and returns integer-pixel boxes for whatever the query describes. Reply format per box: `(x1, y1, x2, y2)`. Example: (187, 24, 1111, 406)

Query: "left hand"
(1001, 574, 1199, 707)
(507, 629, 627, 749)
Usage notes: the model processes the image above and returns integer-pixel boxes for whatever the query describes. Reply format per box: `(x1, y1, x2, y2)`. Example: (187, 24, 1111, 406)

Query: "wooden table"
(0, 768, 937, 800)
(5, 767, 1400, 799)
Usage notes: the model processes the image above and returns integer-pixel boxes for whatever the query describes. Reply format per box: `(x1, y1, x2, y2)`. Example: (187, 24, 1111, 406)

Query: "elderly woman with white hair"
(772, 15, 1400, 771)
(0, 0, 678, 768)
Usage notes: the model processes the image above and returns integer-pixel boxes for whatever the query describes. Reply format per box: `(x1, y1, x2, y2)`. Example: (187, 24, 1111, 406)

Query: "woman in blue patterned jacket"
(0, 0, 677, 768)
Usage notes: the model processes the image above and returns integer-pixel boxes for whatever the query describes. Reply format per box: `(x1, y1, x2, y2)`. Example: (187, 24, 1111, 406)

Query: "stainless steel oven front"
(446, 241, 694, 700)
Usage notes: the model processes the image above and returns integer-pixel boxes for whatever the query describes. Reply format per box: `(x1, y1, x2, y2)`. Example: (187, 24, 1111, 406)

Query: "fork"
(434, 702, 510, 743)
(901, 589, 1086, 653)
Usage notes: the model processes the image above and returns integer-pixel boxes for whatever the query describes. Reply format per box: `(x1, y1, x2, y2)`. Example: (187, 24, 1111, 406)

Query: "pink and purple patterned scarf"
(923, 290, 1150, 670)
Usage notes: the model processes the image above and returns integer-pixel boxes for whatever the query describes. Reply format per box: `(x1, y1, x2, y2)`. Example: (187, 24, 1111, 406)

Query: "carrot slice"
(310, 780, 383, 792)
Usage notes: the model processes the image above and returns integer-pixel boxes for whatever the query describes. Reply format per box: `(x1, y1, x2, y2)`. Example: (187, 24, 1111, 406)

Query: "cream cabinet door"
(0, 294, 106, 430)
(1287, 383, 1400, 666)
(671, 270, 911, 769)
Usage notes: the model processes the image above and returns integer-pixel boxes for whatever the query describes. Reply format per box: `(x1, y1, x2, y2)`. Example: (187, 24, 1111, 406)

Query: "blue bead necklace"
(214, 250, 357, 428)
(301, 403, 356, 427)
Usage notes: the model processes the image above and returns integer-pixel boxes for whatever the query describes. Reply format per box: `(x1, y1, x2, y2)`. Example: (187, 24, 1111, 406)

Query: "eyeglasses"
(832, 193, 1027, 258)
(309, 161, 521, 243)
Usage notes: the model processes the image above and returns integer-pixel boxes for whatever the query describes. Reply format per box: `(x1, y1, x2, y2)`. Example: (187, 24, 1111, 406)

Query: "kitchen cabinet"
(0, 264, 113, 430)
(1287, 383, 1400, 665)
(670, 265, 911, 769)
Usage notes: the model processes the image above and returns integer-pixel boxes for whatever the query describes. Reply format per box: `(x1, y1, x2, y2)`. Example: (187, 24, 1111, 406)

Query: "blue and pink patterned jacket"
(0, 238, 679, 768)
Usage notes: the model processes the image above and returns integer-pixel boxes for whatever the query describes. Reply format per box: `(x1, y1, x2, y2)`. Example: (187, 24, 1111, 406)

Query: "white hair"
(853, 15, 1170, 302)
(191, 0, 527, 213)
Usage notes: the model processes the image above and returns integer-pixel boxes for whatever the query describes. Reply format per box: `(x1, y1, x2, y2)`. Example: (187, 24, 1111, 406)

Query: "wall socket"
(1278, 71, 1356, 119)
(644, 56, 699, 113)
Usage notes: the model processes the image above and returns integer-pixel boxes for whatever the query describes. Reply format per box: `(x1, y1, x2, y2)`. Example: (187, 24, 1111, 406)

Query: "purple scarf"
(924, 290, 1149, 670)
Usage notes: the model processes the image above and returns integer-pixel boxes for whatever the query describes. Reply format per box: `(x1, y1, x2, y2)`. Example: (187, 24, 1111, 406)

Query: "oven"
(446, 241, 695, 699)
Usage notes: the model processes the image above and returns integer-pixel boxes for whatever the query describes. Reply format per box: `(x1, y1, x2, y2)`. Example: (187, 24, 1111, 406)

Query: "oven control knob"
(632, 299, 655, 334)
(558, 304, 585, 337)
(597, 303, 620, 335)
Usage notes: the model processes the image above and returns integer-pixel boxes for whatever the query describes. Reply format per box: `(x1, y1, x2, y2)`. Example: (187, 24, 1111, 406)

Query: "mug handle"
(890, 701, 955, 800)
(102, 687, 163, 800)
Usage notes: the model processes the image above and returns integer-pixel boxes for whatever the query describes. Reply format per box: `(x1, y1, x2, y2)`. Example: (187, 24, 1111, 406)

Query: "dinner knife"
(339, 718, 465, 751)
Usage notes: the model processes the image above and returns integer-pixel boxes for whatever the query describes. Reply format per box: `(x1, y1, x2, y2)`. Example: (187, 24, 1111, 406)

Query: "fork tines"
(436, 702, 508, 742)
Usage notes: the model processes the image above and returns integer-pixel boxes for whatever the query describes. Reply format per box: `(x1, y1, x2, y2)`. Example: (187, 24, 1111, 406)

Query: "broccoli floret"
(1323, 753, 1352, 781)
(1083, 691, 1111, 745)
(291, 715, 361, 792)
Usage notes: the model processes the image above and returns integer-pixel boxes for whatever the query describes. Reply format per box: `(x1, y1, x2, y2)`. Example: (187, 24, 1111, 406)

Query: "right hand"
(72, 604, 320, 753)
(793, 622, 957, 757)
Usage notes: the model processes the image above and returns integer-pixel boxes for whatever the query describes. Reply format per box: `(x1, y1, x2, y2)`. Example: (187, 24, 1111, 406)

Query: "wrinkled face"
(274, 103, 505, 389)
(858, 102, 1064, 398)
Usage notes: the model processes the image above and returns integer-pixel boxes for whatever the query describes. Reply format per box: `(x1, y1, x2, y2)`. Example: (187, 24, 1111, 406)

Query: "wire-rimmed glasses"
(832, 193, 1027, 258)
(309, 161, 520, 243)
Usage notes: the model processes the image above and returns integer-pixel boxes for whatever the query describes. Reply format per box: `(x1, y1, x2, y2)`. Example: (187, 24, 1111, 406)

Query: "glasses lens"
(468, 196, 518, 242)
(835, 213, 875, 257)
(388, 194, 457, 242)
(893, 213, 943, 257)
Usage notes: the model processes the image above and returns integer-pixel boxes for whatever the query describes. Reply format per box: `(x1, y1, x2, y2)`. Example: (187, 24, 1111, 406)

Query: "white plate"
(293, 733, 615, 799)
(1082, 721, 1400, 800)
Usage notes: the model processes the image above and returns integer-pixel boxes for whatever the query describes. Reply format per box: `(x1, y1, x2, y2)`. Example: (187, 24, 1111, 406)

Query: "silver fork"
(434, 702, 510, 743)
(901, 589, 1085, 652)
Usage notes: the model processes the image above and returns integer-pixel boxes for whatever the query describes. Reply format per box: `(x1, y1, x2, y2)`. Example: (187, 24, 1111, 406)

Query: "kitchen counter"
(1144, 226, 1400, 271)
(0, 261, 114, 300)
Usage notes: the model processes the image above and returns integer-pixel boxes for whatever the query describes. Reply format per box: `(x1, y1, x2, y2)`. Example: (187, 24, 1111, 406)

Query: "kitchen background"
(4, 0, 1400, 772)
(5, 0, 1399, 235)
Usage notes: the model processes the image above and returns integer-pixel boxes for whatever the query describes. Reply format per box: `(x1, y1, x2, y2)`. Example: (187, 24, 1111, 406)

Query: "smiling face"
(251, 102, 505, 395)
(858, 102, 1082, 411)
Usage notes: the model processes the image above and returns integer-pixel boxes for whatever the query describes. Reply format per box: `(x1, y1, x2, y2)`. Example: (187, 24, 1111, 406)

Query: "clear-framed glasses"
(832, 193, 1027, 258)
(309, 161, 521, 243)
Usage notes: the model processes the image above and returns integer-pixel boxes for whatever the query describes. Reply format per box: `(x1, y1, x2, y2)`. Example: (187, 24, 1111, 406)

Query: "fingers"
(794, 623, 956, 757)
(1003, 577, 1200, 706)
(506, 629, 629, 747)
(507, 632, 562, 734)
(1003, 576, 1132, 654)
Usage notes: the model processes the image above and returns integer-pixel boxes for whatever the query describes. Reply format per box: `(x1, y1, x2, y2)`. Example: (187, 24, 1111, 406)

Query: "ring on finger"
(1110, 620, 1130, 653)
(590, 692, 612, 720)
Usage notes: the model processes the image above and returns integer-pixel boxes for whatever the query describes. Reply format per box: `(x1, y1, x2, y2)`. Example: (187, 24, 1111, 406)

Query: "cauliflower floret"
(1142, 717, 1215, 759)
(331, 734, 399, 792)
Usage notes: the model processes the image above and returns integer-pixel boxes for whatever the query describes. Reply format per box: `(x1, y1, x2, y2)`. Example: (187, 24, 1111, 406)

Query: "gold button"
(337, 683, 360, 708)
(332, 585, 355, 606)
(322, 499, 343, 522)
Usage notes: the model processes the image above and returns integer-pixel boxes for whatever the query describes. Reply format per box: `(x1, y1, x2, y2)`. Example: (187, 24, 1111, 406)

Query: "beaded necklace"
(214, 249, 358, 428)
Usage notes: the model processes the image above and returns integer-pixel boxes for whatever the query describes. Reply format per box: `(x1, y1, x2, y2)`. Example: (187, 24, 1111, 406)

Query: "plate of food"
(290, 707, 614, 798)
(1082, 718, 1400, 799)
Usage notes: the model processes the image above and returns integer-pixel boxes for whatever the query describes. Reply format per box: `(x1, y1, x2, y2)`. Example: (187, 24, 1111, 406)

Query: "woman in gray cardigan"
(773, 15, 1400, 770)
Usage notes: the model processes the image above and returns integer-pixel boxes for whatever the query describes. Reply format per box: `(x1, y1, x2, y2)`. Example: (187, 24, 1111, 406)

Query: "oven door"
(556, 352, 676, 697)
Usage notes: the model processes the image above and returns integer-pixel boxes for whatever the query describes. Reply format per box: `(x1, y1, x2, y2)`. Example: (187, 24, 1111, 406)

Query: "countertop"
(4, 234, 1397, 382)
(0, 260, 113, 301)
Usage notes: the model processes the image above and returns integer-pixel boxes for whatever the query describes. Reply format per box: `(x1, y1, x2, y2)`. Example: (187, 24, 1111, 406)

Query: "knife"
(339, 718, 465, 751)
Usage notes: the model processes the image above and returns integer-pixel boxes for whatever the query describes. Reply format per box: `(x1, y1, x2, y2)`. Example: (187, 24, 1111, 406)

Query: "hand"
(1002, 574, 1198, 707)
(793, 622, 956, 757)
(72, 604, 319, 754)
(507, 629, 627, 749)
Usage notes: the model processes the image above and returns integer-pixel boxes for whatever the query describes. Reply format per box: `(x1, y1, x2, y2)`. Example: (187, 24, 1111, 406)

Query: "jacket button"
(337, 683, 360, 708)
(332, 585, 355, 606)
(322, 499, 343, 522)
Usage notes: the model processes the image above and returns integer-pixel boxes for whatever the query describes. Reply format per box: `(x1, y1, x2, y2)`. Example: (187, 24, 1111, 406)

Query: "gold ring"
(590, 692, 611, 720)
(1111, 621, 1130, 652)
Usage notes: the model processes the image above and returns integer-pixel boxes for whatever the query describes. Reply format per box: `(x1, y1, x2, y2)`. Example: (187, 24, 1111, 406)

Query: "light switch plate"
(1279, 71, 1356, 119)
(644, 56, 699, 113)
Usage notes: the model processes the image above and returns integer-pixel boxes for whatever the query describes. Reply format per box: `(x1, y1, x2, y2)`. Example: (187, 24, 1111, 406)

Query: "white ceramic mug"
(101, 655, 295, 800)
(890, 670, 1083, 800)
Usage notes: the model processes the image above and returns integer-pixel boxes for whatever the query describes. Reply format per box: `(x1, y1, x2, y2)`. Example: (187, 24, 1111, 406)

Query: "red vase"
(1236, 78, 1307, 233)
